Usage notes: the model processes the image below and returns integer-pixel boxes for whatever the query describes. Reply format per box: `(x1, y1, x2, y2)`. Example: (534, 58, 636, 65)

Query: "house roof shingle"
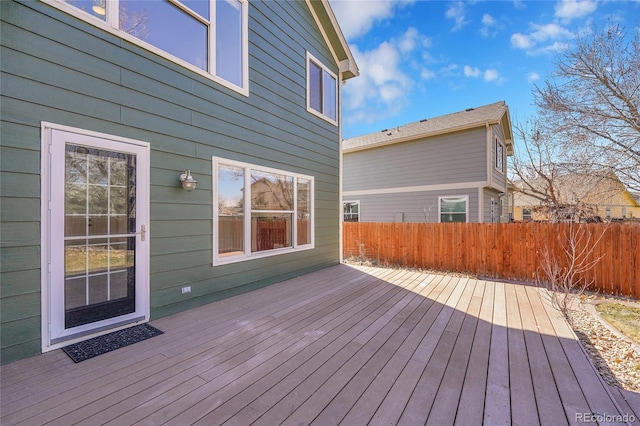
(343, 100, 512, 153)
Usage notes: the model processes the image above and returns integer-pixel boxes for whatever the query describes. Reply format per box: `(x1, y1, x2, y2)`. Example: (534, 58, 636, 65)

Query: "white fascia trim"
(343, 181, 486, 197)
(304, 0, 359, 80)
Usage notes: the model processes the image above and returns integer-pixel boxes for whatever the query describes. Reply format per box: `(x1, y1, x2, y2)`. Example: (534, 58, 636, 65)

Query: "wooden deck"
(2, 264, 638, 425)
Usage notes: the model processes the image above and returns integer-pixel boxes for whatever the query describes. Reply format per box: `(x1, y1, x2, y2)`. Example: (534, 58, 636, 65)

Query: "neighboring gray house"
(1, 0, 358, 364)
(343, 101, 513, 223)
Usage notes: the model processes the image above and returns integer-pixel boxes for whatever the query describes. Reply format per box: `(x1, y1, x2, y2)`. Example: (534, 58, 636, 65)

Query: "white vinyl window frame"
(438, 195, 469, 223)
(306, 52, 338, 126)
(343, 200, 360, 222)
(213, 157, 314, 265)
(41, 0, 249, 96)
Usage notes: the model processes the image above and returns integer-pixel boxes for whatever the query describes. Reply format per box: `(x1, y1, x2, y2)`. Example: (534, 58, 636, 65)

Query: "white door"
(42, 125, 150, 349)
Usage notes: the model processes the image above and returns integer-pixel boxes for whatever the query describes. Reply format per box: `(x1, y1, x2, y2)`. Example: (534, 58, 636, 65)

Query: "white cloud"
(527, 72, 540, 83)
(554, 0, 597, 22)
(511, 33, 534, 49)
(446, 1, 469, 32)
(440, 63, 459, 77)
(530, 23, 573, 42)
(511, 23, 573, 55)
(480, 13, 500, 37)
(484, 69, 499, 82)
(330, 0, 414, 40)
(464, 65, 481, 77)
(463, 65, 504, 84)
(343, 28, 430, 123)
(421, 68, 437, 80)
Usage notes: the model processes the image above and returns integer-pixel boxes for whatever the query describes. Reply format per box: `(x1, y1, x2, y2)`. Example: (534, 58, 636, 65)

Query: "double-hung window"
(307, 52, 338, 124)
(214, 157, 313, 264)
(439, 196, 468, 223)
(49, 0, 248, 94)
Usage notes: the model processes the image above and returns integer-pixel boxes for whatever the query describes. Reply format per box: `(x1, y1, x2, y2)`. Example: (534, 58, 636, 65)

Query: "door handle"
(137, 225, 146, 241)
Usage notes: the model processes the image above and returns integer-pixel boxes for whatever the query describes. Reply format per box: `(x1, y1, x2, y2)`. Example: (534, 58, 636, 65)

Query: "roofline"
(305, 0, 359, 81)
(343, 119, 509, 154)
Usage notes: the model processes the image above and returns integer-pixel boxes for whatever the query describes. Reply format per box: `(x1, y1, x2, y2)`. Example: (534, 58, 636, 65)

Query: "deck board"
(1, 264, 635, 426)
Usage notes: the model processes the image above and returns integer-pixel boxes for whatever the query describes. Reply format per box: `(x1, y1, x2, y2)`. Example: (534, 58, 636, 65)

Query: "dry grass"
(595, 302, 640, 344)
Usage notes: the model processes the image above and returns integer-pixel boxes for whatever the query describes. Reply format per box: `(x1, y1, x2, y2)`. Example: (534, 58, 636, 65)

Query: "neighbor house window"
(343, 201, 359, 222)
(495, 138, 504, 173)
(439, 196, 468, 223)
(214, 158, 314, 264)
(522, 208, 532, 221)
(307, 52, 338, 124)
(53, 0, 248, 93)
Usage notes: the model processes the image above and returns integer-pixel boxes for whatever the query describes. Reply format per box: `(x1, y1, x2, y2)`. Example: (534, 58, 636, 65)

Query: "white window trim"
(494, 137, 505, 174)
(343, 200, 360, 222)
(438, 195, 469, 223)
(41, 0, 249, 96)
(306, 51, 338, 126)
(213, 157, 314, 265)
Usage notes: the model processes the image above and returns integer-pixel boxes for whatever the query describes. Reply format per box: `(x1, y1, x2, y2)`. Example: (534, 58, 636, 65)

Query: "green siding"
(0, 0, 342, 364)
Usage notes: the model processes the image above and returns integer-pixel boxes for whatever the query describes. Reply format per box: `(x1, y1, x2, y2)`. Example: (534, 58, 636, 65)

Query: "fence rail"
(343, 222, 640, 298)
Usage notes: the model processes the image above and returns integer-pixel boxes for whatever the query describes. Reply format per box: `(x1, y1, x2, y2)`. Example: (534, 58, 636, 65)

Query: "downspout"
(485, 122, 493, 189)
(338, 78, 344, 263)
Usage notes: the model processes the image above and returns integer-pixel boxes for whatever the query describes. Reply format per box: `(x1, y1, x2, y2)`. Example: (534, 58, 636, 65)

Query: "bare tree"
(539, 222, 607, 323)
(534, 24, 640, 192)
(510, 118, 603, 222)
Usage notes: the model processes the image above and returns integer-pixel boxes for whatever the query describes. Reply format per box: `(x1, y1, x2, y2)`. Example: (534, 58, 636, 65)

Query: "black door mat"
(62, 324, 163, 363)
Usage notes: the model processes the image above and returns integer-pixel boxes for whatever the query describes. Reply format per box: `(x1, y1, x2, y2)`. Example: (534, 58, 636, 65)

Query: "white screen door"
(43, 126, 150, 348)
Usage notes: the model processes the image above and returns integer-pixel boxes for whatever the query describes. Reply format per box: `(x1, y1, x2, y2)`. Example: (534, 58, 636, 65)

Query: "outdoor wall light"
(179, 170, 198, 191)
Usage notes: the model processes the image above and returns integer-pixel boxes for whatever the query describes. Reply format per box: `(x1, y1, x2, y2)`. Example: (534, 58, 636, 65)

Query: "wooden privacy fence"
(343, 222, 640, 298)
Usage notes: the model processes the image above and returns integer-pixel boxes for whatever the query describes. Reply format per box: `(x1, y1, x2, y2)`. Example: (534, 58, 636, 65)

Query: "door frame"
(40, 122, 151, 352)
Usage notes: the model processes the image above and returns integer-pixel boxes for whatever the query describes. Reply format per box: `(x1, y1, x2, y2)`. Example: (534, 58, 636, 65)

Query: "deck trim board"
(0, 265, 632, 426)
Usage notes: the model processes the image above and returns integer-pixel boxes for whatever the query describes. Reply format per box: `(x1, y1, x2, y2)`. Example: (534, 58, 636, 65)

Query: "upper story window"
(214, 157, 314, 265)
(307, 52, 338, 125)
(494, 137, 504, 173)
(51, 0, 248, 94)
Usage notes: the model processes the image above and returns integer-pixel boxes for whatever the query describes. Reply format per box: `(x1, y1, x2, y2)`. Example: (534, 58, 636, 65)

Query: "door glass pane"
(64, 144, 137, 328)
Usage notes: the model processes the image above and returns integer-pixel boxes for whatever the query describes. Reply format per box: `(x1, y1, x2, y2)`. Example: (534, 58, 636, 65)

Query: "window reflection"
(121, 0, 207, 70)
(218, 164, 244, 256)
(216, 0, 243, 87)
(251, 170, 293, 211)
(62, 0, 247, 90)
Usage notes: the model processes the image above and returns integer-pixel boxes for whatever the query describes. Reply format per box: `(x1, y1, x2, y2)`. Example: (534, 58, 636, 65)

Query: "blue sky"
(329, 0, 640, 140)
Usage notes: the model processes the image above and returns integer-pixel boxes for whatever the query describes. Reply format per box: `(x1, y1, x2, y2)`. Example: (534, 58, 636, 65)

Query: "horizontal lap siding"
(353, 189, 480, 223)
(343, 128, 487, 192)
(1, 0, 341, 363)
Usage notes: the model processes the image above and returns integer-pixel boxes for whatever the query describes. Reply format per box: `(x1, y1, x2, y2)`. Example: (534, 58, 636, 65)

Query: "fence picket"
(343, 222, 639, 299)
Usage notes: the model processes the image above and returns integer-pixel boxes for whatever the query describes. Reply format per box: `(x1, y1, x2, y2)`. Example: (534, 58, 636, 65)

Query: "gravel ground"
(568, 297, 640, 393)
